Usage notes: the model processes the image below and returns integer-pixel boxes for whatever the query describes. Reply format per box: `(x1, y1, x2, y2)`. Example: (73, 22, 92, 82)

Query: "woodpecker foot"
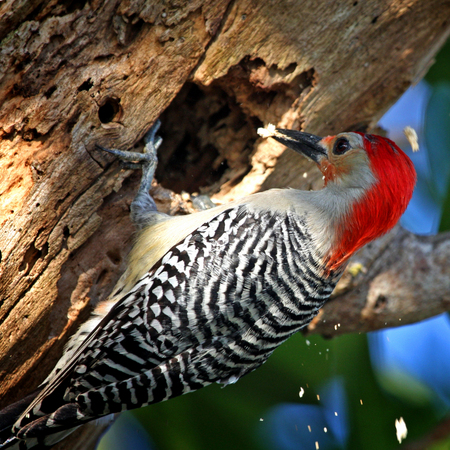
(96, 120, 162, 195)
(96, 120, 165, 228)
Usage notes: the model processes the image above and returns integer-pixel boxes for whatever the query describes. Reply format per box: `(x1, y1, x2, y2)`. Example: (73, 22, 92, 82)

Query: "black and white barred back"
(11, 204, 342, 444)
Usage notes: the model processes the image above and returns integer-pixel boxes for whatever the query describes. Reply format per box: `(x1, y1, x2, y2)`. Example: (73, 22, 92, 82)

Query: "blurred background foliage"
(98, 39, 450, 450)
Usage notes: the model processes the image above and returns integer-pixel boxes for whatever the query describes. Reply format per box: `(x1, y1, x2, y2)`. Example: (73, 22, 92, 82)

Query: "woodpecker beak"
(258, 126, 327, 164)
(269, 128, 327, 164)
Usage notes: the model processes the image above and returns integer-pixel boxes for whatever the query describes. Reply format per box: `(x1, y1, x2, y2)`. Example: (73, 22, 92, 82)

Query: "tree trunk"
(1, 0, 449, 448)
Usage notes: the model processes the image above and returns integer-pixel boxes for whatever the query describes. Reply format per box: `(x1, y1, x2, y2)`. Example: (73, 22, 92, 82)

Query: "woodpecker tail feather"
(0, 390, 40, 434)
(0, 388, 45, 449)
(0, 429, 76, 450)
(0, 402, 79, 450)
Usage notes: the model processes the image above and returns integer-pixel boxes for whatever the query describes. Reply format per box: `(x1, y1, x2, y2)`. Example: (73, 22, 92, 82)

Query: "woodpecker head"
(265, 127, 417, 271)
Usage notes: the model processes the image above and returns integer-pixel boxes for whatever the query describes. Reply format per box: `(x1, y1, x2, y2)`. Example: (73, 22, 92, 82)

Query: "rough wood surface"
(1, 0, 450, 448)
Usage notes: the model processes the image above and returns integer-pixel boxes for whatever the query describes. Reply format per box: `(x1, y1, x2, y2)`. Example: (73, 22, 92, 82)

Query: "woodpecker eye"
(333, 138, 351, 155)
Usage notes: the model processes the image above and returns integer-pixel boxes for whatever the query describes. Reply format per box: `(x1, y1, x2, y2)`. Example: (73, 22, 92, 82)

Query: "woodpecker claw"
(95, 144, 152, 163)
(96, 120, 162, 185)
(144, 119, 162, 146)
(95, 121, 161, 167)
(95, 121, 163, 221)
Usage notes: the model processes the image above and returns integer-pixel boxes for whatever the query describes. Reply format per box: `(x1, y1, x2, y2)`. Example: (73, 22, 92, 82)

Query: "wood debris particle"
(395, 417, 407, 443)
(257, 123, 277, 138)
(403, 126, 419, 152)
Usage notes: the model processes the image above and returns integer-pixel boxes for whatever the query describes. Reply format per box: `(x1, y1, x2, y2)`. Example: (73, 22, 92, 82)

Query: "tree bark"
(1, 0, 450, 448)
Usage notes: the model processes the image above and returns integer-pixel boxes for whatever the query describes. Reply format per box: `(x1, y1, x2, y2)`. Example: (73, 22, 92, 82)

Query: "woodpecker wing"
(11, 193, 340, 445)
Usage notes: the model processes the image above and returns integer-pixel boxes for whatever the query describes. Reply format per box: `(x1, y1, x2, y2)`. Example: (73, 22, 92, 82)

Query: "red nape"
(326, 134, 417, 272)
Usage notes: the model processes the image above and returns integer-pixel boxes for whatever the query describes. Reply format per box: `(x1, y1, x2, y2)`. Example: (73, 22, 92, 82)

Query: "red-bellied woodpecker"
(0, 121, 416, 449)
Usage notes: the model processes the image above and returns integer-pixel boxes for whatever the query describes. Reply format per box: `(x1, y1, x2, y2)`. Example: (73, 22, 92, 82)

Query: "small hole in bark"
(44, 86, 57, 99)
(284, 62, 297, 74)
(63, 226, 70, 238)
(0, 249, 2, 263)
(15, 57, 32, 74)
(96, 269, 109, 285)
(371, 16, 379, 24)
(22, 129, 39, 141)
(107, 249, 122, 266)
(57, 59, 68, 71)
(98, 98, 122, 123)
(19, 241, 48, 274)
(61, 226, 70, 251)
(78, 79, 93, 92)
(375, 295, 388, 310)
(62, 0, 88, 14)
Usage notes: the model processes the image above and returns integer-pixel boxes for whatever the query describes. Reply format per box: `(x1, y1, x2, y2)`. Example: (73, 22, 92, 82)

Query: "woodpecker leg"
(96, 120, 168, 229)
